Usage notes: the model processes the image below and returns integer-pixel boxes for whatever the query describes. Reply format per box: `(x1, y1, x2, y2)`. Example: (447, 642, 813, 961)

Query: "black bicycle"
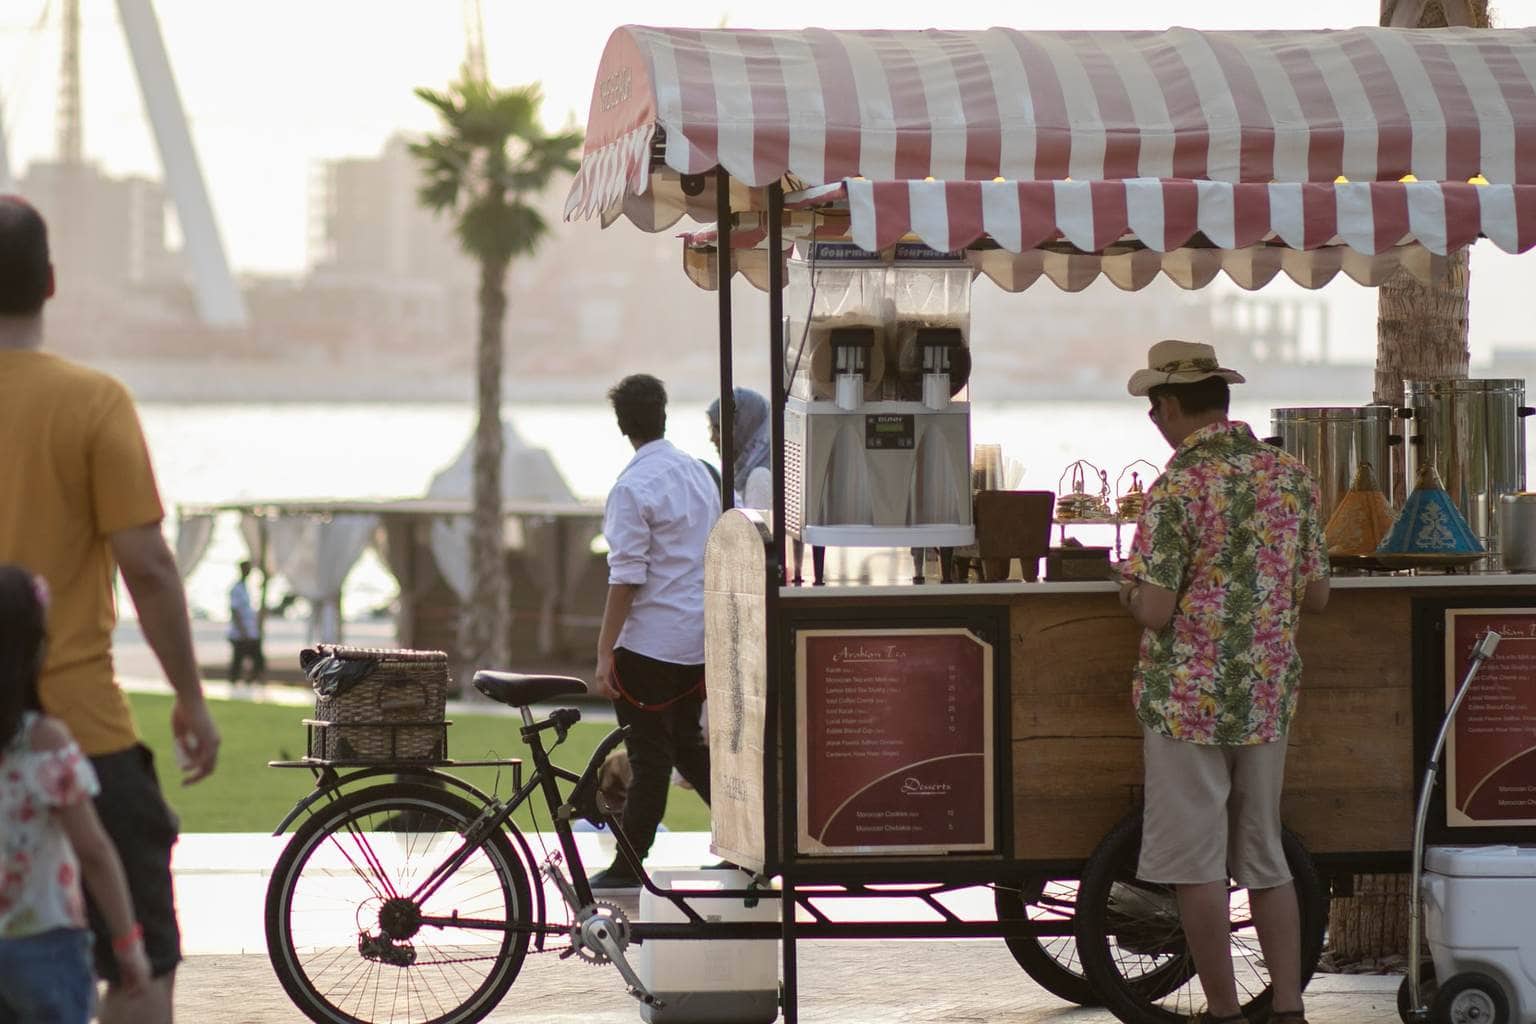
(265, 670, 774, 1024)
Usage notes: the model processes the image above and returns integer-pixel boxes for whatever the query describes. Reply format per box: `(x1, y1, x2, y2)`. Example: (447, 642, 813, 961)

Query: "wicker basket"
(304, 645, 450, 762)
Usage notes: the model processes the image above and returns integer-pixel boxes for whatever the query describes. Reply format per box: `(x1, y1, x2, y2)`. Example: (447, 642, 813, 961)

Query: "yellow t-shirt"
(0, 349, 164, 755)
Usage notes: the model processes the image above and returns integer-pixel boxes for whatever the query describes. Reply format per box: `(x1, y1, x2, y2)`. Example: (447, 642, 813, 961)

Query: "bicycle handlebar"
(564, 724, 632, 825)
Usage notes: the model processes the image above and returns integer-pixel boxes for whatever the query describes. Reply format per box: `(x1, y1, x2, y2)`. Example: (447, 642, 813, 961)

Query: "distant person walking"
(227, 560, 265, 685)
(588, 374, 720, 891)
(0, 195, 220, 1024)
(0, 566, 152, 1023)
(706, 386, 772, 509)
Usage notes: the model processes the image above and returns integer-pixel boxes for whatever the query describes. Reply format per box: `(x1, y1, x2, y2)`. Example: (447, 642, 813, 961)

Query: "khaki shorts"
(1137, 727, 1292, 889)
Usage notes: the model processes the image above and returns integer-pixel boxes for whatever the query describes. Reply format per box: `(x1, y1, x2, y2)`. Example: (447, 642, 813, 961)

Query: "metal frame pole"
(716, 171, 735, 510)
(765, 180, 797, 1023)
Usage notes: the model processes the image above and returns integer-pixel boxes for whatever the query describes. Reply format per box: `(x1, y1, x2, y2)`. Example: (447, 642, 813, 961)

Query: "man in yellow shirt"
(0, 195, 220, 1023)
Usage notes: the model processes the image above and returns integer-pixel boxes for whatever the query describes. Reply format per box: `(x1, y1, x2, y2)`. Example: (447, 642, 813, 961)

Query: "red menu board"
(1445, 610, 1536, 828)
(795, 628, 994, 856)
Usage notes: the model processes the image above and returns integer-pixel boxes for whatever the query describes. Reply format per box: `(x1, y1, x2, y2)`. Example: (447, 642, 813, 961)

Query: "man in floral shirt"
(1120, 340, 1330, 1024)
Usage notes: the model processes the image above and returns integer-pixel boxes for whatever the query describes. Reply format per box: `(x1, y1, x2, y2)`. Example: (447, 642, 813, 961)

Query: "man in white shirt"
(589, 374, 721, 891)
(227, 560, 264, 685)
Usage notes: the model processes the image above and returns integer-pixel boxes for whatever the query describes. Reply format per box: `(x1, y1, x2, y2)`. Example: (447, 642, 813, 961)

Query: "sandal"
(1270, 1014, 1309, 1024)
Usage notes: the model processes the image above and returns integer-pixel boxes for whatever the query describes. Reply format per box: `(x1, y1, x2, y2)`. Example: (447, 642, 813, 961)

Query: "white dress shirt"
(604, 438, 721, 665)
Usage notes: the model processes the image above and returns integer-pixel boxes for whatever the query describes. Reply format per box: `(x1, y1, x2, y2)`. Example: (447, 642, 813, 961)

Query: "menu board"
(795, 627, 994, 856)
(1444, 609, 1536, 828)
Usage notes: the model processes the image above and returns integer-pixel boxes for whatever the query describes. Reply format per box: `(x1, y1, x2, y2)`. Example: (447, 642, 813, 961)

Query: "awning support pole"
(716, 170, 735, 510)
(768, 184, 787, 579)
(766, 180, 797, 1023)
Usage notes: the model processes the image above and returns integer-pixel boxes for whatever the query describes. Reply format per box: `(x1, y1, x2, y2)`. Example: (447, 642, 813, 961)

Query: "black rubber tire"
(1399, 966, 1439, 1023)
(1431, 972, 1510, 1024)
(1073, 811, 1328, 1024)
(266, 783, 533, 1024)
(995, 879, 1099, 1006)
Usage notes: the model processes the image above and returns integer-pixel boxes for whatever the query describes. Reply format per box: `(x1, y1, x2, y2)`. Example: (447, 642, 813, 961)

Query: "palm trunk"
(461, 256, 511, 679)
(1372, 250, 1471, 408)
(1325, 0, 1491, 972)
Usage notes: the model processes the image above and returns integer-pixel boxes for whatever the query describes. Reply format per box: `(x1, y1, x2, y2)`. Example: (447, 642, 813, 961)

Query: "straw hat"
(1126, 340, 1246, 397)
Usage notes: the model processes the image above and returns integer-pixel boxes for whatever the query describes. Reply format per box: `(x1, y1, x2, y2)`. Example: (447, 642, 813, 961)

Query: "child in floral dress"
(0, 566, 150, 1023)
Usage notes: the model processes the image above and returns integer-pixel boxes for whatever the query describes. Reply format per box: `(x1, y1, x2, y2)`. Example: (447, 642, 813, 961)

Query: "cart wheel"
(994, 879, 1097, 1006)
(1431, 972, 1509, 1024)
(1398, 966, 1438, 1023)
(1073, 811, 1328, 1024)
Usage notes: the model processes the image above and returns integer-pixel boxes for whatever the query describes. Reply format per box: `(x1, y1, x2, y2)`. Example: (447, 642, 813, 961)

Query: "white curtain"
(240, 512, 378, 643)
(426, 423, 577, 600)
(172, 512, 216, 579)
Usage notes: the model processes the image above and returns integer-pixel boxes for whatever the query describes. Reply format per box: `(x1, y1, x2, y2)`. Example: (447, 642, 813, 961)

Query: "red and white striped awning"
(568, 24, 1536, 230)
(571, 24, 1536, 291)
(678, 177, 1536, 292)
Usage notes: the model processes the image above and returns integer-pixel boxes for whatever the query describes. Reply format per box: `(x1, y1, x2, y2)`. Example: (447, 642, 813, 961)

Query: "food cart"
(566, 23, 1536, 1024)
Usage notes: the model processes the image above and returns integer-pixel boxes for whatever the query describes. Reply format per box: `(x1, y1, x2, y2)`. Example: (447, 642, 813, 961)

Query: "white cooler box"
(1423, 845, 1536, 1023)
(637, 869, 779, 1024)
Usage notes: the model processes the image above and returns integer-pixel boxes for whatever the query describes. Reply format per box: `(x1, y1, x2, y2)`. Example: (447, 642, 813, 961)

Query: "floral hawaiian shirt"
(1124, 421, 1328, 746)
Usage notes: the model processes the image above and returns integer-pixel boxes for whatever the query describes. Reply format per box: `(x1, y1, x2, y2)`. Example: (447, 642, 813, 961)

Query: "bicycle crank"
(569, 901, 664, 1010)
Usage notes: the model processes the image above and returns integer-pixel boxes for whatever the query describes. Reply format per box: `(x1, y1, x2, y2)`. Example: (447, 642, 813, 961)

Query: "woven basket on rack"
(303, 645, 450, 762)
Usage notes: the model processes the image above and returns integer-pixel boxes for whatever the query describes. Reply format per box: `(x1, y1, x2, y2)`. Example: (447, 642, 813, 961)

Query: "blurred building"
(20, 160, 178, 290)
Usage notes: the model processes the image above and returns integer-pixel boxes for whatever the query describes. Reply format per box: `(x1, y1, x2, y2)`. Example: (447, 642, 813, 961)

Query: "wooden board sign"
(795, 627, 994, 856)
(1444, 609, 1536, 829)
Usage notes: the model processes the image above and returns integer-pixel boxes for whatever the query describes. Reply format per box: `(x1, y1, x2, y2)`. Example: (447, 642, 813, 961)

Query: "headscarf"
(706, 387, 772, 489)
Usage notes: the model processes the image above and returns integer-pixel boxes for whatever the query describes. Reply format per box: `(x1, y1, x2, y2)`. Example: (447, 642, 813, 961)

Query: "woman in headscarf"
(705, 387, 772, 509)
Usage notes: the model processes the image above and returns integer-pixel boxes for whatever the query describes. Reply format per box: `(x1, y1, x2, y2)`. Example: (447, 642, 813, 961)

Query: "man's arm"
(1120, 579, 1178, 631)
(592, 583, 639, 698)
(110, 523, 220, 783)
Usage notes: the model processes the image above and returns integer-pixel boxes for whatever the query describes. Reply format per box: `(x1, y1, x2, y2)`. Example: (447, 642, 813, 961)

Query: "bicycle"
(265, 670, 775, 1024)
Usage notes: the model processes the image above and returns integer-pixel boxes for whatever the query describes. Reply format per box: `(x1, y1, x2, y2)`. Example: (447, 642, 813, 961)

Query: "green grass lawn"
(127, 692, 711, 834)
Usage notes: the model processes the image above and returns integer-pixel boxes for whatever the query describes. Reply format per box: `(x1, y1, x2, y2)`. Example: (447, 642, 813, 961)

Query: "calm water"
(137, 393, 1381, 617)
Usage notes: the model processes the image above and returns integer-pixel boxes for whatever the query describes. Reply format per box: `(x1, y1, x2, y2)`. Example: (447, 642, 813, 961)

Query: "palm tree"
(411, 75, 581, 675)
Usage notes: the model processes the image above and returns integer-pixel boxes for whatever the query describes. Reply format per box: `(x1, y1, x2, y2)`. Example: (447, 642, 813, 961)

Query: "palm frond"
(410, 71, 584, 263)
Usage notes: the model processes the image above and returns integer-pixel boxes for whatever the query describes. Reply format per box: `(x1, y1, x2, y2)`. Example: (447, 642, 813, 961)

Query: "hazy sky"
(3, 0, 1536, 359)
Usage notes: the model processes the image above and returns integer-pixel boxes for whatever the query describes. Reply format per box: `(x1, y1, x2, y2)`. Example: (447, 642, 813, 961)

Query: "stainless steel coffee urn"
(1500, 493, 1536, 573)
(1269, 406, 1403, 523)
(1402, 378, 1534, 566)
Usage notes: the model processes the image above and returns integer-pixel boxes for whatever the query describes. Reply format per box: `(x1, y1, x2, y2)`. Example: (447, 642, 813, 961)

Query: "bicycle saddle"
(473, 671, 589, 707)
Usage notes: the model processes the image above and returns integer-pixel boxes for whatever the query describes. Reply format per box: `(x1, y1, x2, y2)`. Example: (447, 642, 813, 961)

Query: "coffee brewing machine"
(783, 243, 975, 584)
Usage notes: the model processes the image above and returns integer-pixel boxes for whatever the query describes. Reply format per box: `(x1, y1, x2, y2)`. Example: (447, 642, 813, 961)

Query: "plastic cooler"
(636, 869, 779, 1023)
(1422, 845, 1536, 1022)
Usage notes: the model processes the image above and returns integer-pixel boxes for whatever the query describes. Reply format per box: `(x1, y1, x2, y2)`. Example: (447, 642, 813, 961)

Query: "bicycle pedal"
(629, 987, 666, 1010)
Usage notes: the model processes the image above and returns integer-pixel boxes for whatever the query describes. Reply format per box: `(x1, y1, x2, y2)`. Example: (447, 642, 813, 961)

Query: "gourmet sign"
(1445, 609, 1536, 829)
(795, 628, 994, 855)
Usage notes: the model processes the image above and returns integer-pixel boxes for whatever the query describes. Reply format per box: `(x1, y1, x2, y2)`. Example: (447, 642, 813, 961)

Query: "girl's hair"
(0, 564, 47, 748)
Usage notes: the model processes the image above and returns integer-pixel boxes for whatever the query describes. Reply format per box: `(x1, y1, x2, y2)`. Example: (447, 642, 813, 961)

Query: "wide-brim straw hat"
(1126, 340, 1247, 396)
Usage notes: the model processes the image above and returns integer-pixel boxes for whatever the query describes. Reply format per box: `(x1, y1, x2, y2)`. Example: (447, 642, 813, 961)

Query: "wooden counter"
(705, 510, 1536, 871)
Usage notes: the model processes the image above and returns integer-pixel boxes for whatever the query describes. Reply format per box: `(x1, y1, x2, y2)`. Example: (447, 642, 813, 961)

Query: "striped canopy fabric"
(568, 24, 1536, 289)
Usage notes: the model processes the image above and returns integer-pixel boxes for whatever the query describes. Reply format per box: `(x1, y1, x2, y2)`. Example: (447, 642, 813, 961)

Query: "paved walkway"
(168, 832, 1406, 1024)
(176, 945, 1404, 1024)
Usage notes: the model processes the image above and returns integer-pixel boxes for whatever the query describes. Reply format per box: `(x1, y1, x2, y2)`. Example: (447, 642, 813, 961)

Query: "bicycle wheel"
(266, 783, 534, 1024)
(996, 877, 1191, 1007)
(995, 878, 1099, 1005)
(1073, 812, 1327, 1024)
